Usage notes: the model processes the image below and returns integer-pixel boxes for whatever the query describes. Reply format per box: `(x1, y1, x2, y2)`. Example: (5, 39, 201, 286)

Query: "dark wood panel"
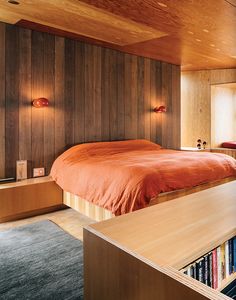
(31, 31, 45, 170)
(1, 24, 181, 178)
(116, 52, 125, 140)
(101, 48, 111, 140)
(43, 33, 55, 174)
(74, 41, 86, 144)
(19, 28, 32, 176)
(161, 62, 172, 149)
(84, 44, 102, 142)
(0, 23, 5, 179)
(64, 38, 75, 148)
(54, 36, 65, 157)
(171, 65, 181, 149)
(5, 25, 19, 178)
(124, 54, 138, 139)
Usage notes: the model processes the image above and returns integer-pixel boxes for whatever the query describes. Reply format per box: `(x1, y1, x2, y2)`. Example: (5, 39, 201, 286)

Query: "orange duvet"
(50, 140, 236, 215)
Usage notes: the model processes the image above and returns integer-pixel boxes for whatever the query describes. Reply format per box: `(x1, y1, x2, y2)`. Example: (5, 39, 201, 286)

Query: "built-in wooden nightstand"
(180, 147, 210, 152)
(0, 176, 63, 223)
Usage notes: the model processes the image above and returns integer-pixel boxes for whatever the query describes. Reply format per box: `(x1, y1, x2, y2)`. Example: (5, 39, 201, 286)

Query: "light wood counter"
(84, 180, 236, 300)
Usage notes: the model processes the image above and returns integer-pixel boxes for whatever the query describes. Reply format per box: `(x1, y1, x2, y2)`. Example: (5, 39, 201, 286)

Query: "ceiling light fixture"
(196, 39, 201, 42)
(188, 31, 194, 35)
(203, 29, 209, 33)
(8, 0, 20, 4)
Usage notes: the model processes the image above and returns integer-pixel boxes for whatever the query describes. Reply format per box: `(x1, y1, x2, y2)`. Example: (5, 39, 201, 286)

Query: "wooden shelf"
(180, 147, 210, 152)
(84, 180, 236, 300)
(0, 176, 63, 222)
(218, 272, 236, 292)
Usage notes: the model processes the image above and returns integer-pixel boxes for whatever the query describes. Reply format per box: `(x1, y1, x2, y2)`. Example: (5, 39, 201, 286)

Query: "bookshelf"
(84, 180, 236, 300)
(181, 237, 236, 292)
(0, 176, 63, 222)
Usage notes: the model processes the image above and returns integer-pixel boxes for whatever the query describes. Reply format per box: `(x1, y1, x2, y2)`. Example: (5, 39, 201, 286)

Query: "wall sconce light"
(32, 98, 49, 108)
(153, 105, 166, 113)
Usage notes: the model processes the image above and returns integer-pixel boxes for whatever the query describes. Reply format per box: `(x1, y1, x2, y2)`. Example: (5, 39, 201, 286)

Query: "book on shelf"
(182, 236, 236, 290)
(212, 248, 218, 289)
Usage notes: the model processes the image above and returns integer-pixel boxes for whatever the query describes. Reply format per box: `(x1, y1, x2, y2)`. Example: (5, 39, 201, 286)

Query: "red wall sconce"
(153, 105, 166, 113)
(32, 98, 49, 108)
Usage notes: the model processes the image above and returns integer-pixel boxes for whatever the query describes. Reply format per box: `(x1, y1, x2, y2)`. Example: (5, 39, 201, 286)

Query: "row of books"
(182, 236, 236, 289)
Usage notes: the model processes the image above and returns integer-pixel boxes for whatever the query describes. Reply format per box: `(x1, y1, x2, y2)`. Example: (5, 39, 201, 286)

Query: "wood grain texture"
(5, 24, 19, 178)
(87, 179, 236, 270)
(0, 23, 180, 178)
(211, 148, 236, 160)
(19, 28, 32, 176)
(0, 176, 63, 222)
(84, 230, 229, 300)
(0, 23, 5, 179)
(2, 0, 235, 71)
(54, 36, 65, 157)
(181, 69, 236, 148)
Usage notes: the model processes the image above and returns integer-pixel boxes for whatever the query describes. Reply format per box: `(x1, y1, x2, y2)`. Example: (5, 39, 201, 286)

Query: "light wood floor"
(0, 208, 95, 241)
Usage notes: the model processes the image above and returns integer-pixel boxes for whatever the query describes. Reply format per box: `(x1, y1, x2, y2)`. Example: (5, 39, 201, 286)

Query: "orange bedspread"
(50, 140, 236, 215)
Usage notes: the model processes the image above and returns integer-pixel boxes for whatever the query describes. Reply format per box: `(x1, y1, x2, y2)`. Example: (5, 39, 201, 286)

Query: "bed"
(51, 139, 236, 221)
(211, 142, 236, 160)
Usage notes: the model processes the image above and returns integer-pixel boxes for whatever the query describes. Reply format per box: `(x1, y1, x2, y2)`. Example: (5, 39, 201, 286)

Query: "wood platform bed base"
(63, 177, 235, 222)
(211, 148, 236, 159)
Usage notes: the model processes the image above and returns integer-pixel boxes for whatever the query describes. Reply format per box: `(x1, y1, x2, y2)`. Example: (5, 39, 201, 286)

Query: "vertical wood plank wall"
(0, 22, 180, 178)
(181, 69, 236, 147)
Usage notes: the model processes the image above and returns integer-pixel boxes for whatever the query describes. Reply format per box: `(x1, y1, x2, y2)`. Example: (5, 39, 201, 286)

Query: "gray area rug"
(0, 220, 83, 300)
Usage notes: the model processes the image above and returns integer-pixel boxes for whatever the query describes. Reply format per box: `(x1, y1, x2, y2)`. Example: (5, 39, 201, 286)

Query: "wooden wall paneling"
(116, 52, 125, 140)
(84, 44, 102, 142)
(0, 23, 5, 178)
(181, 69, 236, 148)
(31, 31, 45, 170)
(210, 69, 236, 85)
(181, 71, 211, 148)
(161, 62, 172, 148)
(137, 57, 145, 139)
(54, 36, 65, 158)
(43, 33, 55, 174)
(109, 50, 119, 140)
(93, 46, 102, 141)
(101, 48, 111, 141)
(171, 65, 181, 149)
(124, 54, 138, 139)
(19, 28, 32, 177)
(74, 41, 85, 144)
(64, 38, 75, 148)
(150, 60, 161, 144)
(143, 58, 151, 140)
(1, 23, 181, 177)
(137, 57, 151, 141)
(5, 25, 19, 178)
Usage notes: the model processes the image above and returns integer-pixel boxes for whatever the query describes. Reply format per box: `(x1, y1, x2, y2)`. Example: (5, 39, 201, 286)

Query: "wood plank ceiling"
(0, 0, 236, 71)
